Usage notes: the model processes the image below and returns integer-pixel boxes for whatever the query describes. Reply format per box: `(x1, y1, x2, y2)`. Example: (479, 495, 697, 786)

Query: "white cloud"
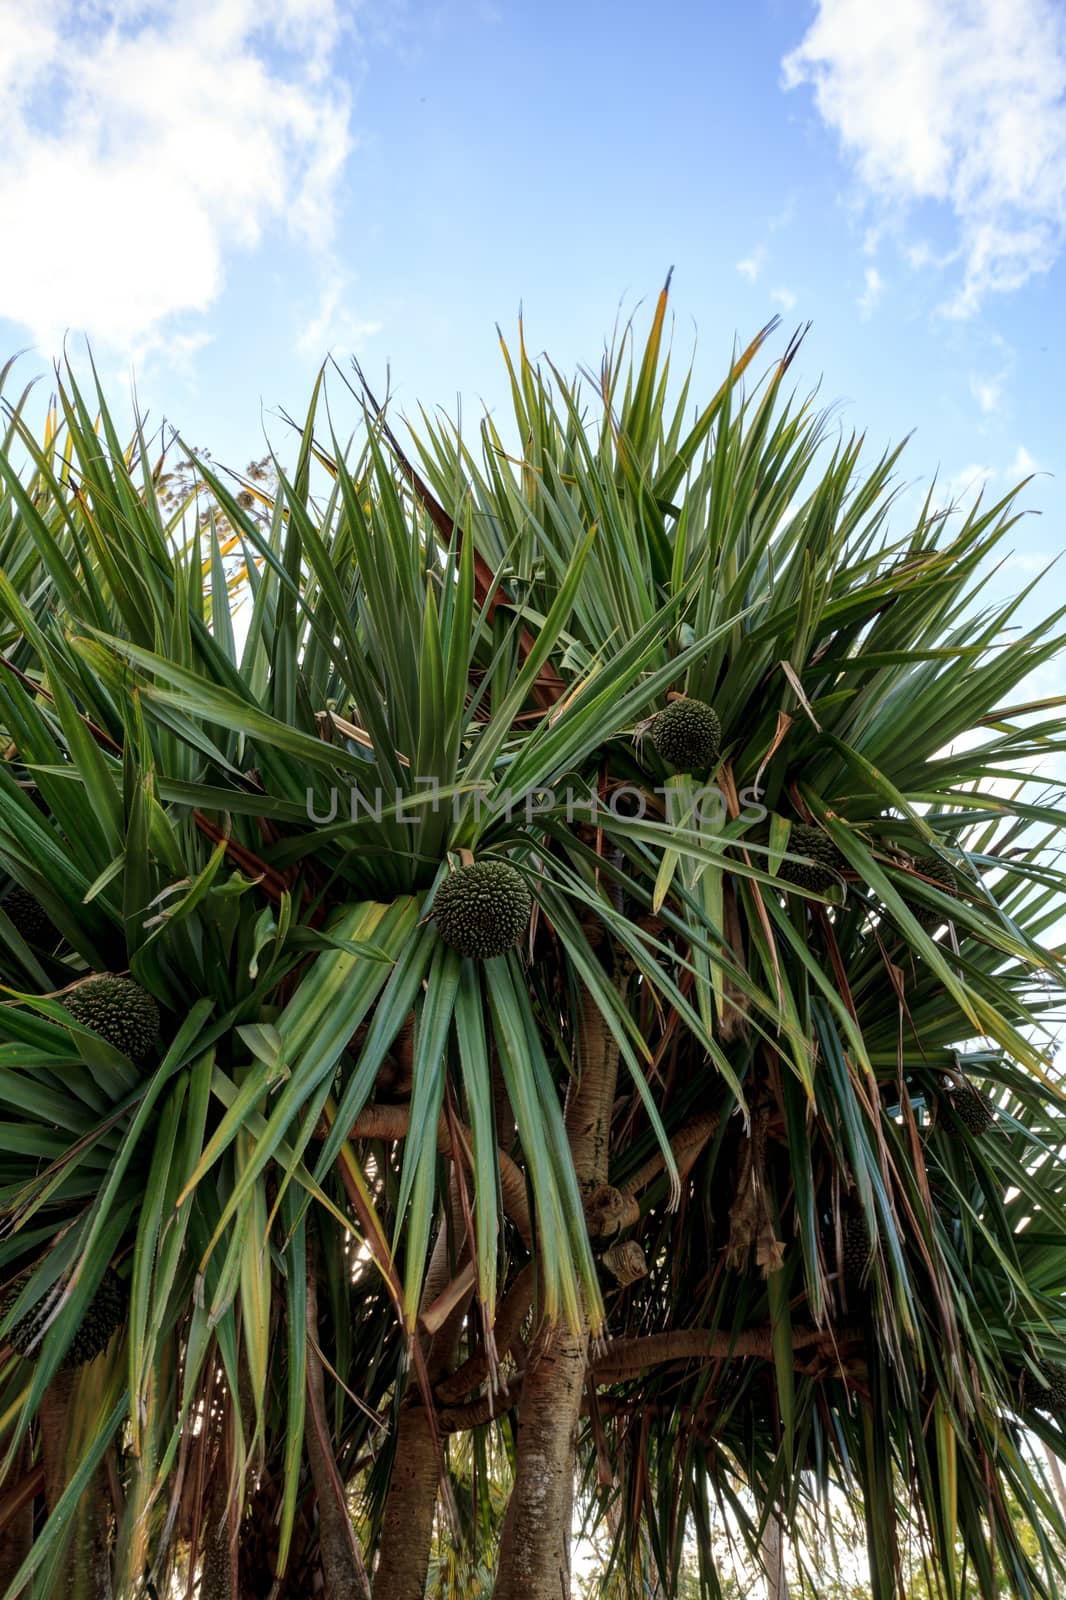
(296, 272, 382, 358)
(861, 223, 886, 256)
(0, 0, 357, 363)
(1008, 445, 1040, 478)
(736, 246, 767, 282)
(940, 446, 1038, 508)
(967, 333, 1013, 414)
(857, 265, 884, 317)
(1000, 551, 1054, 573)
(770, 286, 797, 310)
(782, 0, 1066, 316)
(970, 374, 1003, 414)
(943, 462, 996, 506)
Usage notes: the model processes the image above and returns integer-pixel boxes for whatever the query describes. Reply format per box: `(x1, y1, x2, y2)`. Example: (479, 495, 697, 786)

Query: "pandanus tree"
(0, 279, 1064, 1600)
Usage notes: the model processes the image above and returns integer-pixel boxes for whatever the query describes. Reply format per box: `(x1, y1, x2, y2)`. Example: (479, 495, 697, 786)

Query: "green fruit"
(2, 1266, 126, 1367)
(1024, 1362, 1066, 1422)
(63, 976, 160, 1065)
(432, 861, 532, 960)
(649, 699, 721, 772)
(778, 825, 845, 893)
(1040, 1363, 1066, 1418)
(840, 1212, 869, 1288)
(946, 1078, 995, 1136)
(2, 885, 56, 947)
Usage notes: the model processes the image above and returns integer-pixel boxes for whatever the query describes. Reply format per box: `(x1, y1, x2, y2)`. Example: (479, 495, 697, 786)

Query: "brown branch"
(493, 970, 624, 1597)
(348, 1102, 532, 1247)
(434, 1324, 864, 1432)
(0, 1456, 41, 1536)
(191, 809, 297, 906)
(583, 1183, 641, 1238)
(434, 1263, 535, 1404)
(620, 1111, 721, 1198)
(592, 1324, 863, 1384)
(0, 653, 122, 753)
(438, 1378, 523, 1432)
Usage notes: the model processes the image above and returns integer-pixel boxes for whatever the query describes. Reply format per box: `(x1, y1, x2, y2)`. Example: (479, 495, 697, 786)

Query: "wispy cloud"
(857, 265, 884, 318)
(967, 333, 1013, 415)
(1008, 445, 1040, 478)
(0, 0, 357, 364)
(1000, 551, 1055, 574)
(770, 287, 797, 310)
(296, 273, 382, 359)
(736, 246, 767, 282)
(970, 374, 1004, 414)
(941, 446, 1039, 509)
(944, 462, 996, 505)
(782, 0, 1066, 316)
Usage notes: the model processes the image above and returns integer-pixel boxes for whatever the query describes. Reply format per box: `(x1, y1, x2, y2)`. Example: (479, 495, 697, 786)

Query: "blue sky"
(1, 0, 1063, 603)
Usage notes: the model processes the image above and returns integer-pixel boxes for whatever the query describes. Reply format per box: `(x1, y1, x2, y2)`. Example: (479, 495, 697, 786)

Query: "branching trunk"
(492, 980, 623, 1600)
(434, 1263, 534, 1404)
(592, 1321, 855, 1382)
(373, 1182, 472, 1599)
(491, 1318, 588, 1600)
(347, 1102, 531, 1246)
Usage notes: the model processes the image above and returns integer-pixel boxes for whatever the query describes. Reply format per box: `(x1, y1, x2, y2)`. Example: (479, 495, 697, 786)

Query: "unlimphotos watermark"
(305, 781, 767, 828)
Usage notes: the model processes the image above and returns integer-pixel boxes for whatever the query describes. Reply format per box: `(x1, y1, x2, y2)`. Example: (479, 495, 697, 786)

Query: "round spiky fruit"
(648, 699, 721, 773)
(63, 976, 160, 1065)
(1, 885, 56, 947)
(777, 825, 845, 893)
(840, 1212, 869, 1289)
(2, 1266, 126, 1367)
(946, 1077, 995, 1136)
(1040, 1362, 1066, 1419)
(432, 861, 532, 960)
(906, 855, 957, 931)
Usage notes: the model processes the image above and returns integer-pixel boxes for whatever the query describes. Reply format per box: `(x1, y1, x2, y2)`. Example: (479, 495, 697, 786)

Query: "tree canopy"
(0, 285, 1064, 1599)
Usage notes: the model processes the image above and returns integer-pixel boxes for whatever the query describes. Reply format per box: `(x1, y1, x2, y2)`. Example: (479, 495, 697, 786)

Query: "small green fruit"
(649, 699, 722, 773)
(945, 1078, 995, 1136)
(2, 885, 57, 947)
(1040, 1363, 1066, 1419)
(778, 825, 845, 893)
(2, 1266, 126, 1367)
(432, 861, 532, 960)
(63, 976, 160, 1065)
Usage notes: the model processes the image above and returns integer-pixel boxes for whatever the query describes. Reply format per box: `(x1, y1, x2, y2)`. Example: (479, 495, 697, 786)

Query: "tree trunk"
(305, 1267, 372, 1599)
(38, 1369, 113, 1599)
(82, 1484, 114, 1600)
(0, 1433, 34, 1598)
(761, 1514, 789, 1600)
(200, 1513, 234, 1600)
(373, 1183, 472, 1599)
(492, 1320, 587, 1600)
(492, 981, 623, 1600)
(199, 1434, 234, 1600)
